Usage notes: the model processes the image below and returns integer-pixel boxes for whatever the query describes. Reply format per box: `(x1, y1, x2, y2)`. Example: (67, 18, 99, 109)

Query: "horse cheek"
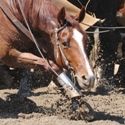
(54, 46, 64, 67)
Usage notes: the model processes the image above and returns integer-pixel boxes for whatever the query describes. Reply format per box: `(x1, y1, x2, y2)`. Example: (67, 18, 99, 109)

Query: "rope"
(77, 0, 91, 10)
(86, 30, 110, 34)
(82, 22, 125, 34)
(82, 22, 125, 30)
(85, 0, 91, 11)
(77, 0, 83, 8)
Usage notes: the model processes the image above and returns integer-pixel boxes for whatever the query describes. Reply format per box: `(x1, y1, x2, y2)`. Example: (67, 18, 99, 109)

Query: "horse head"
(51, 7, 95, 90)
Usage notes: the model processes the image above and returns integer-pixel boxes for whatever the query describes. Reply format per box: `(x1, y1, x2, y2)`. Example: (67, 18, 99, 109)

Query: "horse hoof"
(71, 97, 95, 121)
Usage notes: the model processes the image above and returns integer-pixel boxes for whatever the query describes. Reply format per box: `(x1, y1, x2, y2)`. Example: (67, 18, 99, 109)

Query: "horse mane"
(7, 0, 60, 29)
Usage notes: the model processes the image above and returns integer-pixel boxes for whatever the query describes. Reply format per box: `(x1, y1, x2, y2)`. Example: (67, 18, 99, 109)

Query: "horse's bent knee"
(0, 42, 10, 59)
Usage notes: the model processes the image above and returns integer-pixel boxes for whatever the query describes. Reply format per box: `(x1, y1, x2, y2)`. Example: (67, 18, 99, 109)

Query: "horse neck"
(6, 0, 59, 34)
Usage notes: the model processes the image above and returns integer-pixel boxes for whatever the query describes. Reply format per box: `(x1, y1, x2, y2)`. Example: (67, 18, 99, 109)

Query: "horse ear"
(57, 7, 66, 26)
(76, 7, 85, 23)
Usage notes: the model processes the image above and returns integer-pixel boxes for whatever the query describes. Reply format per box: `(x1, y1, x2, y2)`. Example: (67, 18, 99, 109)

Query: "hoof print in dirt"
(52, 97, 95, 121)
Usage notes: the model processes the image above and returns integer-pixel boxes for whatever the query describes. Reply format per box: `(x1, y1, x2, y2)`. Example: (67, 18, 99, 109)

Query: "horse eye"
(62, 41, 69, 47)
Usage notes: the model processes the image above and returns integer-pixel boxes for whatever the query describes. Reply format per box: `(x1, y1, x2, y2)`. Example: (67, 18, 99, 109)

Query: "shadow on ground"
(0, 94, 53, 119)
(94, 111, 125, 124)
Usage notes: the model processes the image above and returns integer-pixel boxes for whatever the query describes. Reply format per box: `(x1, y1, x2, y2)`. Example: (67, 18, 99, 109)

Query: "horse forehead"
(72, 28, 84, 44)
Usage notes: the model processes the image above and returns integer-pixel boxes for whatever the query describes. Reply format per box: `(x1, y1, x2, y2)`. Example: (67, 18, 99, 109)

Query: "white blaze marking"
(72, 29, 94, 77)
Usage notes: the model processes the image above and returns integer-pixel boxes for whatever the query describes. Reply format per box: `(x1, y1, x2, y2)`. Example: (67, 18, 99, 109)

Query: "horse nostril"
(87, 76, 95, 88)
(82, 75, 95, 88)
(75, 75, 95, 90)
(82, 76, 87, 80)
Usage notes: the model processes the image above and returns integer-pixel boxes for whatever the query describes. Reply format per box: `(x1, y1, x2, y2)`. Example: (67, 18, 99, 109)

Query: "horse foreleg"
(17, 69, 33, 98)
(3, 48, 60, 72)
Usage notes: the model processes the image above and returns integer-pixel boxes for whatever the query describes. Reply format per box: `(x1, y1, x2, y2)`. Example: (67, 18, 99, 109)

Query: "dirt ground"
(0, 83, 125, 125)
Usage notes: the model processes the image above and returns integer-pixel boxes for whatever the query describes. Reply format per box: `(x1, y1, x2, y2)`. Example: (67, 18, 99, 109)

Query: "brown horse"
(0, 0, 95, 93)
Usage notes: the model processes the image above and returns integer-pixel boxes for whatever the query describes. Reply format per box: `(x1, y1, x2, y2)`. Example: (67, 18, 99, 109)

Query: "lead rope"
(17, 0, 59, 76)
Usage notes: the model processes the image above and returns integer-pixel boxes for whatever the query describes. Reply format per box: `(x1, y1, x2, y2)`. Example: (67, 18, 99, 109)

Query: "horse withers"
(0, 0, 95, 98)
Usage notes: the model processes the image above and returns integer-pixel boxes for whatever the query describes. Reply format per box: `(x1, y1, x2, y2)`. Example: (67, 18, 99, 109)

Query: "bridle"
(53, 23, 79, 84)
(53, 22, 70, 68)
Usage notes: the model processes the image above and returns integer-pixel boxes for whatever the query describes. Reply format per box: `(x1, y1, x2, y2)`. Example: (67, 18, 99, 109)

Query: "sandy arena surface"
(0, 84, 125, 125)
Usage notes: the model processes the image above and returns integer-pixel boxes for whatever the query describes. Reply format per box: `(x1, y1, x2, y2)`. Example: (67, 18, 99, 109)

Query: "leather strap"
(0, 0, 33, 41)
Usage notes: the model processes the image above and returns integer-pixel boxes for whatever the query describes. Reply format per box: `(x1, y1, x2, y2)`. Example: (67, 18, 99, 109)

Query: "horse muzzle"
(76, 75, 95, 91)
